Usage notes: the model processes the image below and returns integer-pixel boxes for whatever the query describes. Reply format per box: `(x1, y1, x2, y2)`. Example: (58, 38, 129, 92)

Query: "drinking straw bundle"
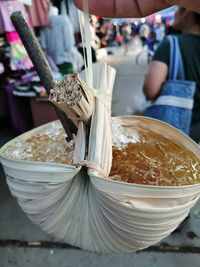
(49, 73, 94, 128)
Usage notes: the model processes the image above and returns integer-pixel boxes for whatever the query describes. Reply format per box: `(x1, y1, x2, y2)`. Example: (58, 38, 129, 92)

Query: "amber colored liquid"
(25, 134, 74, 164)
(4, 132, 75, 165)
(110, 128, 200, 186)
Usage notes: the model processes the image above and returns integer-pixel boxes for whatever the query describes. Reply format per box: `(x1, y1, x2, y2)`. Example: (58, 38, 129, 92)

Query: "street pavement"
(1, 47, 200, 267)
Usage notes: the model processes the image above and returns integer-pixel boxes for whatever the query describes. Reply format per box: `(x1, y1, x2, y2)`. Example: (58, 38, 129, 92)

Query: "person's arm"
(143, 37, 170, 99)
(73, 0, 200, 18)
(143, 61, 168, 99)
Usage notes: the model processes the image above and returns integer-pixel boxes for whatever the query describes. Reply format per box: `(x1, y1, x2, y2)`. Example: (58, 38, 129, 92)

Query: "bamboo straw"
(49, 73, 94, 127)
(10, 11, 77, 142)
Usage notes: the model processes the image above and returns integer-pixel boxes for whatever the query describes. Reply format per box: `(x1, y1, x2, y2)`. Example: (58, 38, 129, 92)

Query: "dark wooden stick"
(11, 11, 77, 141)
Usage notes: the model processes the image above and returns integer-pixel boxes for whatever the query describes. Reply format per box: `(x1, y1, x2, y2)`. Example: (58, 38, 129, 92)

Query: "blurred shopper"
(154, 20, 166, 44)
(146, 30, 156, 52)
(121, 22, 132, 55)
(90, 15, 101, 49)
(73, 0, 200, 18)
(40, 6, 76, 75)
(143, 7, 200, 141)
(139, 22, 150, 47)
(115, 24, 123, 46)
(96, 18, 108, 47)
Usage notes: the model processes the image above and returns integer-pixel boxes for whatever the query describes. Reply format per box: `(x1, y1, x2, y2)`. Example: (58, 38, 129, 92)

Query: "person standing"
(40, 6, 75, 75)
(139, 22, 150, 47)
(143, 7, 200, 141)
(121, 22, 132, 55)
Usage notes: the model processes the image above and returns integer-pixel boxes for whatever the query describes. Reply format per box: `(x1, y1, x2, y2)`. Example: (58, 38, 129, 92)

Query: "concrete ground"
(1, 47, 200, 266)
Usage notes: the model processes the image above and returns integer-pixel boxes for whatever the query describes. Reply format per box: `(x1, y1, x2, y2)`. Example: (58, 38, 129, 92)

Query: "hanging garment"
(0, 1, 33, 70)
(9, 41, 33, 70)
(28, 0, 49, 27)
(63, 0, 80, 33)
(6, 31, 20, 42)
(6, 32, 33, 71)
(40, 15, 75, 65)
(70, 46, 84, 72)
(19, 0, 32, 5)
(0, 0, 28, 32)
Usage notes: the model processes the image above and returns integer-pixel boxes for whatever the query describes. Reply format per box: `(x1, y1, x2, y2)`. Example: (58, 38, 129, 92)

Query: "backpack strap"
(168, 35, 185, 80)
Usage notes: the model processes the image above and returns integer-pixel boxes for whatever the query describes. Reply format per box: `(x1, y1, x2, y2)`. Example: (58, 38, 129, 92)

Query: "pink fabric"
(28, 0, 49, 27)
(0, 0, 28, 32)
(6, 31, 20, 42)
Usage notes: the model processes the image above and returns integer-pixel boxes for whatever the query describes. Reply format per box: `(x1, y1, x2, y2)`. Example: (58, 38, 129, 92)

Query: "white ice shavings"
(112, 122, 140, 148)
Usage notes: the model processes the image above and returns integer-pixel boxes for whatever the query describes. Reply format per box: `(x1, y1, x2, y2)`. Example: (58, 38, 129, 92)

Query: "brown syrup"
(110, 128, 200, 186)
